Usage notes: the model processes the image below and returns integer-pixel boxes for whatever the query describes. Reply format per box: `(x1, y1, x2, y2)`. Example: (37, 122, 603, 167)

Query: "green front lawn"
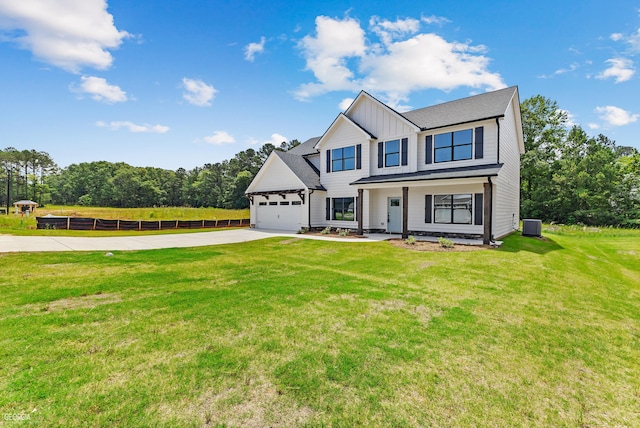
(0, 227, 638, 426)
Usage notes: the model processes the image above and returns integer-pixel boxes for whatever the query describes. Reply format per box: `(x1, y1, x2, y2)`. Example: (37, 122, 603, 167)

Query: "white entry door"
(387, 197, 402, 233)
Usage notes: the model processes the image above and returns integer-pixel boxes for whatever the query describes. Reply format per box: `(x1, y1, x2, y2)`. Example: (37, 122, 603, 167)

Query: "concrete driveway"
(0, 229, 393, 253)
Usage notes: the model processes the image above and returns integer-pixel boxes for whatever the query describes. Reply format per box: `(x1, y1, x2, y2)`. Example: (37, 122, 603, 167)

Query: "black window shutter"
(474, 193, 483, 225)
(356, 144, 362, 169)
(377, 142, 383, 168)
(425, 136, 433, 164)
(475, 127, 484, 159)
(326, 198, 331, 220)
(425, 195, 432, 223)
(326, 150, 331, 173)
(401, 138, 408, 166)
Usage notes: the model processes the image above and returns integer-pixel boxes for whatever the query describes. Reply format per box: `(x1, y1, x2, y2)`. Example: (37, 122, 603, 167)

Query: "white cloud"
(295, 16, 367, 99)
(538, 62, 580, 79)
(181, 78, 216, 106)
(244, 36, 266, 61)
(200, 131, 235, 145)
(295, 15, 504, 104)
(369, 16, 420, 46)
(0, 0, 129, 72)
(360, 33, 504, 106)
(339, 97, 354, 111)
(587, 123, 600, 130)
(96, 120, 169, 133)
(595, 106, 639, 126)
(608, 28, 640, 54)
(74, 75, 127, 103)
(629, 29, 640, 53)
(596, 58, 635, 83)
(421, 15, 451, 26)
(248, 133, 288, 146)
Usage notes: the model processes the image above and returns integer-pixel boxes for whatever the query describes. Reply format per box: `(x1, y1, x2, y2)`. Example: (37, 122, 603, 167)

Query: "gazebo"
(13, 200, 38, 214)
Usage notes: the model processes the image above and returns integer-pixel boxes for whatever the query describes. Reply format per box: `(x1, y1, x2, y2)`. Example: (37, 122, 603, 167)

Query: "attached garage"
(246, 146, 325, 232)
(255, 199, 303, 231)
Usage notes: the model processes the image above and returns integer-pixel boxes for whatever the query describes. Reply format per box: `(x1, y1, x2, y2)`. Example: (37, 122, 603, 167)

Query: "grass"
(0, 227, 638, 426)
(0, 205, 249, 236)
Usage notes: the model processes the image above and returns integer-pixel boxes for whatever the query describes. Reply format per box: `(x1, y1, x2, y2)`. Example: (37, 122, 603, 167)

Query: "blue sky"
(1, 0, 639, 170)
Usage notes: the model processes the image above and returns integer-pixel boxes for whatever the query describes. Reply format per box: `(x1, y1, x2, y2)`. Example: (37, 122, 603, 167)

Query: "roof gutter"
(420, 114, 505, 133)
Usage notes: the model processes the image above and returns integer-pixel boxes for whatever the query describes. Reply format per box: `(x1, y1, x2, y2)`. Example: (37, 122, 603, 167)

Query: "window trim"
(332, 197, 355, 222)
(384, 139, 400, 167)
(433, 129, 473, 163)
(331, 146, 356, 172)
(433, 194, 473, 225)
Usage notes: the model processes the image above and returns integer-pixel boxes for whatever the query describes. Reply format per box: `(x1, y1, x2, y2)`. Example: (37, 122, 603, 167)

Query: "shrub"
(438, 237, 454, 248)
(339, 228, 350, 237)
(405, 235, 417, 245)
(320, 226, 331, 235)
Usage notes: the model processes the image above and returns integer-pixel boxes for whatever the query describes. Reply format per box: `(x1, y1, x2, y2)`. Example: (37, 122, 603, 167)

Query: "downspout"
(308, 189, 314, 229)
(495, 117, 501, 164)
(488, 176, 493, 242)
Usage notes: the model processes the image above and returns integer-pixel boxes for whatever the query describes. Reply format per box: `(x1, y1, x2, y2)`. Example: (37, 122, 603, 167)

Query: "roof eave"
(419, 114, 505, 133)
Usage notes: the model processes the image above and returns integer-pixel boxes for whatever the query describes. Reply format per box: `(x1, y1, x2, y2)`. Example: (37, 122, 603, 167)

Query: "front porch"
(354, 178, 495, 244)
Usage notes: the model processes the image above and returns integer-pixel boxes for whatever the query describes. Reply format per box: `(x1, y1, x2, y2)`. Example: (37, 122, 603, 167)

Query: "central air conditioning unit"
(522, 219, 542, 237)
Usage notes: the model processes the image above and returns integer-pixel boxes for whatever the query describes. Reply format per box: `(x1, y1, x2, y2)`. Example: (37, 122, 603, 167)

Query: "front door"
(387, 197, 402, 233)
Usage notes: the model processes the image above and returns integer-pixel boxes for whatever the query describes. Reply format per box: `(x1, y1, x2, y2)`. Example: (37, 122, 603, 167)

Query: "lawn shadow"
(497, 233, 563, 255)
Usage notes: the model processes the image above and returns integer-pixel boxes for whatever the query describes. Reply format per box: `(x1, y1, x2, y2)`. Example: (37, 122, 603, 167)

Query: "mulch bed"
(388, 239, 491, 252)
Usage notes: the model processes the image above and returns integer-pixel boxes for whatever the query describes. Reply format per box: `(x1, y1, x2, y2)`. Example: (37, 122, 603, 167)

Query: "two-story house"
(245, 86, 524, 244)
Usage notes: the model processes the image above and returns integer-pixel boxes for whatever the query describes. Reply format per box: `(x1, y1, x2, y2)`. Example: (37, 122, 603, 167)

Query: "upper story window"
(326, 144, 361, 173)
(385, 140, 400, 167)
(434, 129, 472, 162)
(377, 138, 408, 168)
(331, 146, 355, 172)
(425, 126, 483, 164)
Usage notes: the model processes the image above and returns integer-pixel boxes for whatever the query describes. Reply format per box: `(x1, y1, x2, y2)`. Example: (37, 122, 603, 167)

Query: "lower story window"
(434, 194, 472, 224)
(333, 197, 355, 221)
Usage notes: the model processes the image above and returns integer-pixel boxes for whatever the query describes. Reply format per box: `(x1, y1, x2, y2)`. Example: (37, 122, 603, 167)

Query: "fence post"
(66, 217, 70, 230)
(117, 219, 120, 231)
(93, 218, 97, 230)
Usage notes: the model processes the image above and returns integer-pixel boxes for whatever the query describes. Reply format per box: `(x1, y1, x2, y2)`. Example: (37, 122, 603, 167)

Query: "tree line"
(1, 95, 639, 226)
(521, 96, 639, 226)
(0, 140, 299, 210)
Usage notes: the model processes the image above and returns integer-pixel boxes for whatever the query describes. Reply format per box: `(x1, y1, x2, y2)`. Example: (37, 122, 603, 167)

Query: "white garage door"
(256, 200, 303, 231)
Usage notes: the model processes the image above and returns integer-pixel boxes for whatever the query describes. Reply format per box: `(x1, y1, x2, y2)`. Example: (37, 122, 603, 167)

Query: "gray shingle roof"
(401, 86, 518, 131)
(287, 137, 321, 156)
(351, 163, 503, 185)
(273, 150, 325, 190)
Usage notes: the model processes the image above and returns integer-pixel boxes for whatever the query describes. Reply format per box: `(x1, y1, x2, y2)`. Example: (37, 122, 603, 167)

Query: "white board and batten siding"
(493, 99, 523, 238)
(347, 96, 419, 175)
